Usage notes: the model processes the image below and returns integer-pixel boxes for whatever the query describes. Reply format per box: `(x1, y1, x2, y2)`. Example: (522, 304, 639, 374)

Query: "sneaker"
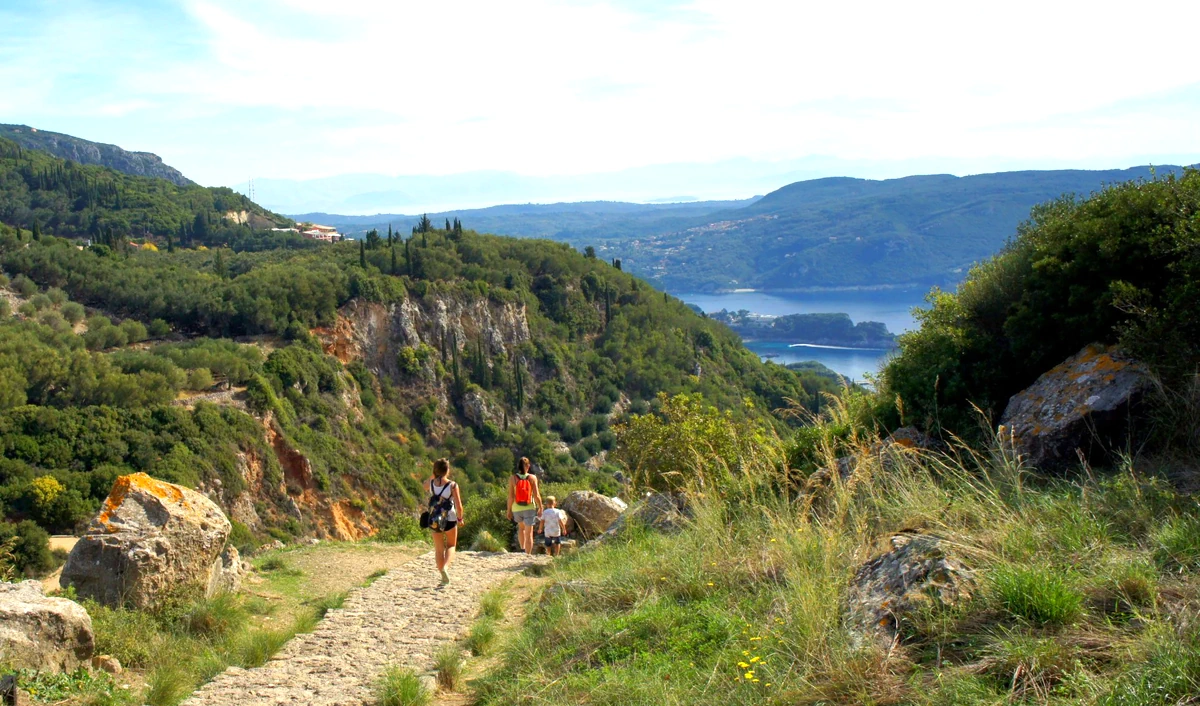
(440, 568, 450, 585)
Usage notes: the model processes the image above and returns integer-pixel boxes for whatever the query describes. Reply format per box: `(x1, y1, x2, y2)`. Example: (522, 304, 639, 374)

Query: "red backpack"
(514, 474, 533, 504)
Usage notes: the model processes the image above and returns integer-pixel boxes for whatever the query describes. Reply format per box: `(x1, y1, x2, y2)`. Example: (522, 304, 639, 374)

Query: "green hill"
(0, 124, 193, 186)
(0, 136, 294, 249)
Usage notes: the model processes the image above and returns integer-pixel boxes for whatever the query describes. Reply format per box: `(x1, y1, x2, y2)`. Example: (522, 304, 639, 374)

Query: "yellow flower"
(742, 651, 750, 656)
(738, 661, 750, 668)
(750, 636, 763, 641)
(749, 656, 761, 663)
(744, 671, 754, 679)
(766, 683, 773, 687)
(769, 538, 777, 542)
(752, 679, 761, 683)
(707, 582, 714, 586)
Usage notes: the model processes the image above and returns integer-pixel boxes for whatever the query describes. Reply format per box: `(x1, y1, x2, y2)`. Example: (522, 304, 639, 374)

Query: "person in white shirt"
(537, 496, 569, 557)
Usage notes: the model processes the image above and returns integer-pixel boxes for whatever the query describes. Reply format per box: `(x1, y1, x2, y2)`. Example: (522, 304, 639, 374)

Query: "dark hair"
(518, 456, 531, 473)
(433, 458, 451, 478)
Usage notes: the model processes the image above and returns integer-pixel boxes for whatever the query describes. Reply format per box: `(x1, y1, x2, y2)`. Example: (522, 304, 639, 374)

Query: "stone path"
(185, 551, 545, 706)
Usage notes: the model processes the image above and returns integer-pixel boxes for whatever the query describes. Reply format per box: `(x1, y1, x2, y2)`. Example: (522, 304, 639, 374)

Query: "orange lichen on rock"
(96, 473, 186, 532)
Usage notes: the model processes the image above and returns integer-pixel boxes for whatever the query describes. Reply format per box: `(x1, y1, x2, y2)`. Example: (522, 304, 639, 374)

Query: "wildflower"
(750, 636, 763, 641)
(744, 671, 754, 679)
(749, 656, 761, 663)
(738, 661, 750, 668)
(707, 582, 714, 586)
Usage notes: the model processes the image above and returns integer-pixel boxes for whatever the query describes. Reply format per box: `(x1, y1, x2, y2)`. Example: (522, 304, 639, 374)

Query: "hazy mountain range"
(309, 166, 1189, 292)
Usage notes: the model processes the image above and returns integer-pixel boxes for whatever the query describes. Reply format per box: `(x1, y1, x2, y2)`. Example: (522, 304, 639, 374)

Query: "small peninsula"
(710, 310, 897, 348)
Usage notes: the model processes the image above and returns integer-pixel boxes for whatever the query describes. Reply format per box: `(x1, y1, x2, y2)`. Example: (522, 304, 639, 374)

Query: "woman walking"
(424, 458, 464, 585)
(507, 457, 543, 554)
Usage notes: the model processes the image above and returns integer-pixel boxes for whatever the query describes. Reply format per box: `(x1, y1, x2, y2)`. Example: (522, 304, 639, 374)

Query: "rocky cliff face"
(0, 124, 193, 186)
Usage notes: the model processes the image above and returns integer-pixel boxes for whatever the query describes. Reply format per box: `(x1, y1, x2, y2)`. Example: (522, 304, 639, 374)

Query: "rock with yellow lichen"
(60, 472, 234, 608)
(999, 343, 1150, 471)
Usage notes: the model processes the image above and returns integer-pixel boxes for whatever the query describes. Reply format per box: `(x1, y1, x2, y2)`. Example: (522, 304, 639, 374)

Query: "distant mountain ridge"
(0, 124, 193, 186)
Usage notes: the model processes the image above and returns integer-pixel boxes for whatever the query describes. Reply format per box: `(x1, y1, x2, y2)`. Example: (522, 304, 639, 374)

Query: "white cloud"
(5, 0, 1200, 186)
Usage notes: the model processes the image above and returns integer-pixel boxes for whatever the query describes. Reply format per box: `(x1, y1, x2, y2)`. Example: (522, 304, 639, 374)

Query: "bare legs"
(518, 521, 535, 554)
(433, 526, 458, 583)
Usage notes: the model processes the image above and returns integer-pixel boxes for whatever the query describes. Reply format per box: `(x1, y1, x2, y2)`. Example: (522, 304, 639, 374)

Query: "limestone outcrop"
(0, 580, 94, 672)
(560, 491, 624, 538)
(999, 344, 1150, 470)
(845, 534, 973, 648)
(61, 473, 233, 607)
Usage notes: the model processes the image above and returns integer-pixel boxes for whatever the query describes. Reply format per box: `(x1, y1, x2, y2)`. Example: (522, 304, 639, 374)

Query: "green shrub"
(228, 520, 257, 553)
(60, 300, 85, 323)
(11, 273, 37, 296)
(479, 587, 506, 621)
(376, 514, 425, 543)
(990, 565, 1083, 626)
(1098, 624, 1200, 705)
(470, 530, 505, 553)
(88, 603, 160, 668)
(375, 667, 430, 706)
(882, 169, 1200, 437)
(0, 519, 53, 576)
(145, 664, 192, 706)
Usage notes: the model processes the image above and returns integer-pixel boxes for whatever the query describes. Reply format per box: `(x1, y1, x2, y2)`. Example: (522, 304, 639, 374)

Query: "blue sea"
(674, 289, 930, 381)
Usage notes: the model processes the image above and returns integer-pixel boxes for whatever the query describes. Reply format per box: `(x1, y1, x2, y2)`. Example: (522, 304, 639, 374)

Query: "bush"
(187, 368, 215, 390)
(11, 273, 37, 296)
(470, 530, 505, 552)
(466, 619, 497, 656)
(990, 565, 1083, 626)
(120, 319, 148, 343)
(149, 318, 171, 337)
(375, 667, 430, 706)
(377, 514, 425, 543)
(60, 301, 85, 323)
(0, 520, 53, 576)
(882, 169, 1200, 437)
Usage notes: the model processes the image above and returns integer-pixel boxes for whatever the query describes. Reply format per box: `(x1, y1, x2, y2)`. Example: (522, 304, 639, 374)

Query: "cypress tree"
(445, 218, 451, 231)
(359, 239, 366, 268)
(405, 238, 413, 276)
(391, 246, 397, 275)
(30, 220, 40, 241)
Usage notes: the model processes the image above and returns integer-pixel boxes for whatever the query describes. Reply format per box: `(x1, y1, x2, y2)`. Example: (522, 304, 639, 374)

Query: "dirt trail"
(184, 551, 545, 706)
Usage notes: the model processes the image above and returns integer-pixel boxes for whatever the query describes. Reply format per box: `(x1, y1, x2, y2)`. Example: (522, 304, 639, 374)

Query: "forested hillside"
(0, 124, 193, 186)
(0, 137, 295, 250)
(0, 210, 833, 573)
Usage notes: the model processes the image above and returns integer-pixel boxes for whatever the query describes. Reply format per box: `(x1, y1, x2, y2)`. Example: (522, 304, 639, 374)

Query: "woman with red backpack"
(507, 457, 543, 554)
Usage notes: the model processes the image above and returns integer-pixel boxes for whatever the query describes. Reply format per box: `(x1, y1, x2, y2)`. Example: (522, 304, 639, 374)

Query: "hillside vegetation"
(0, 137, 295, 250)
(479, 171, 1200, 705)
(0, 204, 833, 574)
(0, 124, 194, 186)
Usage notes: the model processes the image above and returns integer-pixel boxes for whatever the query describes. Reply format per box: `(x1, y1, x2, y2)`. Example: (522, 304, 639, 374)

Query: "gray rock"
(61, 473, 233, 608)
(604, 492, 692, 537)
(845, 534, 973, 648)
(208, 545, 247, 595)
(0, 581, 94, 672)
(999, 344, 1151, 470)
(560, 491, 625, 539)
(461, 388, 495, 428)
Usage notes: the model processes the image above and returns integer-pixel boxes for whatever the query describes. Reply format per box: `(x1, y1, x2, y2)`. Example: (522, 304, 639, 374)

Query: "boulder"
(91, 655, 123, 675)
(61, 473, 233, 608)
(461, 388, 496, 428)
(845, 534, 973, 649)
(207, 545, 247, 595)
(999, 344, 1151, 470)
(604, 492, 692, 537)
(560, 491, 625, 538)
(0, 581, 94, 672)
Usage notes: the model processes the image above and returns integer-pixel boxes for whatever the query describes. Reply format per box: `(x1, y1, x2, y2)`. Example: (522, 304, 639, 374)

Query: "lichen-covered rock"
(604, 492, 692, 537)
(846, 534, 973, 648)
(560, 491, 625, 538)
(999, 344, 1150, 470)
(61, 473, 232, 608)
(0, 580, 94, 672)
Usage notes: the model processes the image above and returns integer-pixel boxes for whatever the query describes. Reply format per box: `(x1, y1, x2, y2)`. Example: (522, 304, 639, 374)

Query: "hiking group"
(421, 455, 570, 585)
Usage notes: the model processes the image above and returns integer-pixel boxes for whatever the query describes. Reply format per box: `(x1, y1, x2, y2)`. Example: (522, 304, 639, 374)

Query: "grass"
(990, 565, 1084, 626)
(479, 585, 507, 621)
(375, 667, 430, 706)
(434, 643, 464, 692)
(469, 395, 1200, 706)
(465, 618, 497, 656)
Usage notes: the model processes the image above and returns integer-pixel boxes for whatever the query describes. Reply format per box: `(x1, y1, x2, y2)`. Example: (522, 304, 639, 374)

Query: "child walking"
(538, 496, 569, 557)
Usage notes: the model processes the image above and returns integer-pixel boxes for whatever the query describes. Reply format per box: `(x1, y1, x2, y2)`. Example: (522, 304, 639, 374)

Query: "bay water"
(675, 288, 931, 382)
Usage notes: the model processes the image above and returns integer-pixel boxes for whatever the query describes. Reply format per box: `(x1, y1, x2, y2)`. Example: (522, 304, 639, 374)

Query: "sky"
(2, 0, 1199, 199)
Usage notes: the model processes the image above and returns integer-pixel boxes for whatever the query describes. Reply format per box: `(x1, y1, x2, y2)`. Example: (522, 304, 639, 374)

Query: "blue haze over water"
(675, 289, 931, 382)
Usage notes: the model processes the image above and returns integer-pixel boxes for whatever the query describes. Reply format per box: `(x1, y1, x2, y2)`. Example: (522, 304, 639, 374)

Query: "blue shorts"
(543, 535, 562, 546)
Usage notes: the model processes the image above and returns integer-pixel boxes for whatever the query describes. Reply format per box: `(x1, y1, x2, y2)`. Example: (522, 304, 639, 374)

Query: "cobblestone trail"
(185, 551, 545, 706)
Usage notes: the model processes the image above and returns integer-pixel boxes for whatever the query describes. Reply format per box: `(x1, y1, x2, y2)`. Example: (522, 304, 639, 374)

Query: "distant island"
(710, 310, 897, 348)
